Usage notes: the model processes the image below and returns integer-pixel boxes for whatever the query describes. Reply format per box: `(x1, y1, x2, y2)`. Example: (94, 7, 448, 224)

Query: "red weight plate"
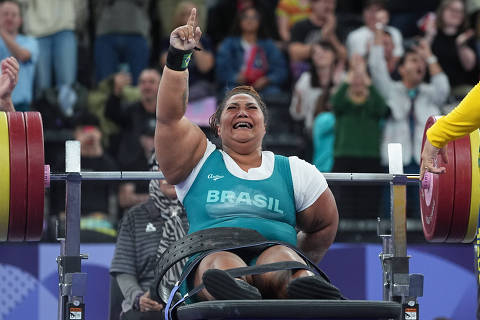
(6, 112, 27, 241)
(446, 136, 472, 242)
(420, 116, 455, 242)
(24, 112, 45, 241)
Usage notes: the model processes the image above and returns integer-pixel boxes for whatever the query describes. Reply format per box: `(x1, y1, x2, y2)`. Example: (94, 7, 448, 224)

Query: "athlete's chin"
(231, 134, 256, 143)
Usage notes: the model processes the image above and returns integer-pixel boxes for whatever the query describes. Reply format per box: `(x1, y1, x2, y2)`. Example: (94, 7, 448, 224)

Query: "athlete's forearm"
(427, 81, 480, 147)
(297, 225, 336, 264)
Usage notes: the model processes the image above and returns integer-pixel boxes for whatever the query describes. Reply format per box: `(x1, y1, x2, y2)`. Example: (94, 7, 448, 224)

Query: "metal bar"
(50, 171, 420, 183)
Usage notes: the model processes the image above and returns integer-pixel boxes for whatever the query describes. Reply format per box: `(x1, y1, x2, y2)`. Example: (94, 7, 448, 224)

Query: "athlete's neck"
(222, 146, 263, 172)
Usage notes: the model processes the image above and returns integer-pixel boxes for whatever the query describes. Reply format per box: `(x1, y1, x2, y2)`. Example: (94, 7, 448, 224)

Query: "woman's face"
(218, 93, 266, 151)
(240, 8, 260, 34)
(442, 0, 464, 29)
(311, 44, 335, 68)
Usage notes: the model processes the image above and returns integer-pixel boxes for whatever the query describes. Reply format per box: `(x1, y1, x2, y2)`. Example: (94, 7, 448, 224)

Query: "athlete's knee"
(194, 251, 248, 301)
(256, 245, 306, 265)
(200, 251, 247, 270)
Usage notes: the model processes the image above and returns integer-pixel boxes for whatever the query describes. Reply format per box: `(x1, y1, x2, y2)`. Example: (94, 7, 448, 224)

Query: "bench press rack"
(55, 141, 422, 320)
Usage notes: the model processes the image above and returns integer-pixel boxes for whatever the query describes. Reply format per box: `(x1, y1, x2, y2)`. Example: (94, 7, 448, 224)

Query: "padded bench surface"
(176, 300, 402, 320)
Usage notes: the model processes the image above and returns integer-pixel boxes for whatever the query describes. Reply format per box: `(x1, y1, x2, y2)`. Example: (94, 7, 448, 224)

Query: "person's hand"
(456, 29, 475, 48)
(170, 8, 202, 51)
(252, 76, 269, 90)
(423, 14, 437, 39)
(419, 139, 448, 180)
(413, 39, 433, 61)
(113, 72, 131, 96)
(321, 14, 336, 41)
(0, 56, 18, 100)
(139, 291, 164, 312)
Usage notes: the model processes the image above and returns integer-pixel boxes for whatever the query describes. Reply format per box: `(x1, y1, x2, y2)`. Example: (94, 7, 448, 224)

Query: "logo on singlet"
(206, 190, 284, 214)
(207, 174, 224, 181)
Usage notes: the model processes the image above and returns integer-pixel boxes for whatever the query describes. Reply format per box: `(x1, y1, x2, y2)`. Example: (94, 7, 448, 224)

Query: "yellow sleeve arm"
(427, 82, 480, 148)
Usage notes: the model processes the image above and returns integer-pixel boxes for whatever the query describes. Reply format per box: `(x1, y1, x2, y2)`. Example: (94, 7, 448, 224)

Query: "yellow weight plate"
(0, 112, 10, 241)
(464, 129, 480, 243)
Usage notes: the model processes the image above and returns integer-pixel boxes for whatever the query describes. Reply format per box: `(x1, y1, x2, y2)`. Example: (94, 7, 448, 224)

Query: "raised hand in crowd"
(321, 14, 337, 42)
(113, 72, 132, 97)
(412, 39, 433, 61)
(455, 29, 475, 48)
(0, 56, 18, 112)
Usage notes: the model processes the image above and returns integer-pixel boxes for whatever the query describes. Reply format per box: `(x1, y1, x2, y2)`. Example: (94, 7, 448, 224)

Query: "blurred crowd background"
(3, 0, 478, 242)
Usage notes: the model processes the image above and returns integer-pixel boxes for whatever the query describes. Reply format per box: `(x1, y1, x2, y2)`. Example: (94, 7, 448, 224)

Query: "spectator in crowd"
(387, 0, 440, 38)
(288, 0, 347, 80)
(19, 0, 87, 117)
(216, 6, 288, 96)
(378, 29, 399, 77)
(466, 0, 480, 57)
(276, 0, 311, 43)
(346, 0, 404, 65)
(331, 54, 390, 219)
(311, 93, 335, 174)
(289, 41, 341, 163)
(0, 56, 18, 112)
(160, 1, 215, 102)
(50, 112, 119, 242)
(368, 25, 450, 216)
(104, 68, 160, 214)
(93, 0, 151, 85)
(0, 0, 38, 111)
(110, 155, 188, 320)
(424, 0, 478, 96)
(206, 0, 278, 48)
(87, 71, 141, 153)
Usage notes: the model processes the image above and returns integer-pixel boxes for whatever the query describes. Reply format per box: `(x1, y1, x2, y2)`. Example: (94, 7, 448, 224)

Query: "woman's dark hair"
(230, 6, 269, 39)
(307, 41, 337, 116)
(309, 41, 336, 88)
(209, 86, 268, 137)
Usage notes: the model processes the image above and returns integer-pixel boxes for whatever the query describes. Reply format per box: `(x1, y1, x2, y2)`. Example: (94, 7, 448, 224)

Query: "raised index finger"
(187, 8, 197, 27)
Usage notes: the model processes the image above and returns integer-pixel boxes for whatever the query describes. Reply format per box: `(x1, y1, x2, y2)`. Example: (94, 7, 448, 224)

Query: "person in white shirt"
(346, 0, 404, 65)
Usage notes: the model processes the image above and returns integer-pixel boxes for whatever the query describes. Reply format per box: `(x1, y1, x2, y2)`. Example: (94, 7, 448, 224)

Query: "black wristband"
(166, 46, 193, 71)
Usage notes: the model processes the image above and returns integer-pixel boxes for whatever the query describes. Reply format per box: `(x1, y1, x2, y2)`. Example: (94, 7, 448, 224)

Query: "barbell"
(0, 112, 478, 243)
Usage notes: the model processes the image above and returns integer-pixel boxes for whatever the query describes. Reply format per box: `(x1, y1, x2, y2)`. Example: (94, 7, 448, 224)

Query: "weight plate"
(446, 136, 471, 242)
(420, 116, 455, 242)
(6, 112, 27, 241)
(24, 112, 44, 241)
(0, 112, 10, 241)
(464, 129, 480, 243)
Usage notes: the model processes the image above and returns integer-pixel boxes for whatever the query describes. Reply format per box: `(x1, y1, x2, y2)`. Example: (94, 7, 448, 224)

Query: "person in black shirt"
(288, 0, 347, 80)
(105, 68, 161, 214)
(49, 112, 119, 242)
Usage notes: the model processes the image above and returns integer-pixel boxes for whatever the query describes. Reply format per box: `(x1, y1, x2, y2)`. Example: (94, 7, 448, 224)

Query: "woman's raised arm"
(155, 8, 207, 184)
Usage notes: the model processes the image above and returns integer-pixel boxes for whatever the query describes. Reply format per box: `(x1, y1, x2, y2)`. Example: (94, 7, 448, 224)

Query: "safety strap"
(165, 261, 311, 320)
